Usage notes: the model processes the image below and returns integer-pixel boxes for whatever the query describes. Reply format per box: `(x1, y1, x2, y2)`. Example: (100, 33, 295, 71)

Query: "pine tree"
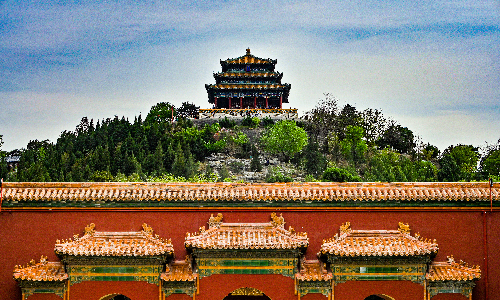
(172, 143, 186, 178)
(250, 145, 262, 172)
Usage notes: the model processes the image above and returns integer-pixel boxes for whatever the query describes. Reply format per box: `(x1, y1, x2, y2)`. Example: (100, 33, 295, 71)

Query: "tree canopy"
(3, 96, 499, 183)
(259, 120, 308, 161)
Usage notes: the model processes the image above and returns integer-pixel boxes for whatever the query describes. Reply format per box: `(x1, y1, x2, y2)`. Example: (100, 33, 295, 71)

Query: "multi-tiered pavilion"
(201, 49, 297, 119)
(206, 49, 290, 109)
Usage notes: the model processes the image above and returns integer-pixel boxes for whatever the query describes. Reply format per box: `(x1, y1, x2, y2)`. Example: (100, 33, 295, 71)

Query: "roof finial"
(398, 222, 410, 234)
(246, 48, 251, 55)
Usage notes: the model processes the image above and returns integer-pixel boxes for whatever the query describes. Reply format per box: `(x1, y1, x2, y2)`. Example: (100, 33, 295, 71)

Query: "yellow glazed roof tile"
(319, 222, 438, 257)
(295, 259, 332, 281)
(427, 256, 481, 281)
(161, 257, 197, 282)
(2, 182, 499, 203)
(185, 213, 308, 250)
(13, 256, 68, 282)
(54, 223, 174, 257)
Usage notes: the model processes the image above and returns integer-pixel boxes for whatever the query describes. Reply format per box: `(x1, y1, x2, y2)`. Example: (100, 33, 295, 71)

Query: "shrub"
(322, 167, 361, 182)
(261, 117, 275, 127)
(241, 116, 260, 128)
(219, 117, 236, 129)
(90, 170, 114, 182)
(218, 164, 231, 181)
(229, 161, 245, 174)
(266, 166, 292, 183)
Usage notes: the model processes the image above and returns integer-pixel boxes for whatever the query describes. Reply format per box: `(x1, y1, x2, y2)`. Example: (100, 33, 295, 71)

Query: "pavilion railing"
(199, 108, 298, 119)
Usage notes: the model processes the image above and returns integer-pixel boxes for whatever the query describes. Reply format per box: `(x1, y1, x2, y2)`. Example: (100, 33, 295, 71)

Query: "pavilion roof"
(215, 71, 281, 78)
(207, 83, 290, 90)
(319, 222, 438, 257)
(427, 256, 481, 281)
(2, 182, 498, 205)
(13, 256, 68, 282)
(222, 49, 275, 65)
(54, 223, 174, 257)
(185, 213, 308, 250)
(295, 259, 332, 281)
(161, 257, 197, 282)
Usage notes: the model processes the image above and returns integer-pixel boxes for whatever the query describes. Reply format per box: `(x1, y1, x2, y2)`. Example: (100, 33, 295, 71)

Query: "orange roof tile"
(295, 259, 332, 281)
(3, 182, 498, 203)
(427, 256, 481, 281)
(185, 213, 308, 250)
(55, 223, 174, 257)
(319, 222, 438, 257)
(13, 256, 68, 282)
(161, 257, 197, 282)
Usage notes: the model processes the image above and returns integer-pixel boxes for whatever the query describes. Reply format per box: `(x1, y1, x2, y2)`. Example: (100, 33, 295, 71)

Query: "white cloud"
(0, 0, 499, 152)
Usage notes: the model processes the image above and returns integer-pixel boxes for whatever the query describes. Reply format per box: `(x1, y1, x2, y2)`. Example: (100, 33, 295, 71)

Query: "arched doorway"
(364, 295, 394, 300)
(99, 294, 132, 300)
(223, 287, 271, 300)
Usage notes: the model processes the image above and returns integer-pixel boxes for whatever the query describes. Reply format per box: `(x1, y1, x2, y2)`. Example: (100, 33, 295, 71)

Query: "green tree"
(303, 142, 326, 177)
(153, 141, 165, 175)
(176, 102, 200, 119)
(438, 145, 479, 181)
(377, 124, 415, 154)
(260, 120, 308, 162)
(145, 102, 175, 125)
(0, 135, 7, 180)
(339, 125, 367, 165)
(250, 145, 262, 172)
(364, 149, 407, 182)
(336, 104, 362, 140)
(480, 141, 500, 178)
(305, 94, 339, 145)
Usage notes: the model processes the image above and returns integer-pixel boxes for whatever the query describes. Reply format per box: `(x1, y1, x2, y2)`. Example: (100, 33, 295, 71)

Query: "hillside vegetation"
(1, 96, 499, 183)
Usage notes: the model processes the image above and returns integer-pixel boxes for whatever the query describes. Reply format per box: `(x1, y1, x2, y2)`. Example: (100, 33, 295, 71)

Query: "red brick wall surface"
(1, 209, 497, 300)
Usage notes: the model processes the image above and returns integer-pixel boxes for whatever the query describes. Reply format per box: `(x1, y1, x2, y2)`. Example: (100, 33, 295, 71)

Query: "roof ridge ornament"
(398, 222, 410, 234)
(447, 255, 455, 264)
(142, 223, 154, 236)
(340, 222, 351, 234)
(209, 213, 223, 228)
(246, 48, 251, 55)
(270, 212, 285, 227)
(84, 223, 95, 236)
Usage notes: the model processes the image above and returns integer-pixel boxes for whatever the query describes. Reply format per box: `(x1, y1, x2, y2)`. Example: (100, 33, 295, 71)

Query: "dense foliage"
(1, 97, 499, 183)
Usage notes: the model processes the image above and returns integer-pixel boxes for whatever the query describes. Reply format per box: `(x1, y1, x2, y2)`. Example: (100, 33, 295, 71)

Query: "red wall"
(199, 274, 295, 300)
(70, 281, 159, 300)
(1, 209, 497, 300)
(334, 280, 424, 300)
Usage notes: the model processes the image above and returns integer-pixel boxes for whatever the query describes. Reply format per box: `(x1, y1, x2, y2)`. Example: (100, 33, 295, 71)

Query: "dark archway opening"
(100, 295, 131, 300)
(364, 295, 394, 300)
(111, 296, 131, 300)
(224, 296, 270, 300)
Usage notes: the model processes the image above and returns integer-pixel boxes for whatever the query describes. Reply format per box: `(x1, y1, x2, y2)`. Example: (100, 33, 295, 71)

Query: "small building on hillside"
(201, 49, 297, 119)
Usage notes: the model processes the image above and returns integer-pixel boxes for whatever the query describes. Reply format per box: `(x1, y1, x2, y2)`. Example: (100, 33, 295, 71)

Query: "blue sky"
(0, 0, 499, 151)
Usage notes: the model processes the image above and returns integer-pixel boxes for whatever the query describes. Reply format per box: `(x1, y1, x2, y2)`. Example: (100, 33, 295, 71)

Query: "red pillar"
(254, 96, 257, 109)
(265, 96, 268, 109)
(229, 97, 232, 109)
(240, 97, 243, 109)
(214, 97, 218, 109)
(280, 95, 283, 109)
